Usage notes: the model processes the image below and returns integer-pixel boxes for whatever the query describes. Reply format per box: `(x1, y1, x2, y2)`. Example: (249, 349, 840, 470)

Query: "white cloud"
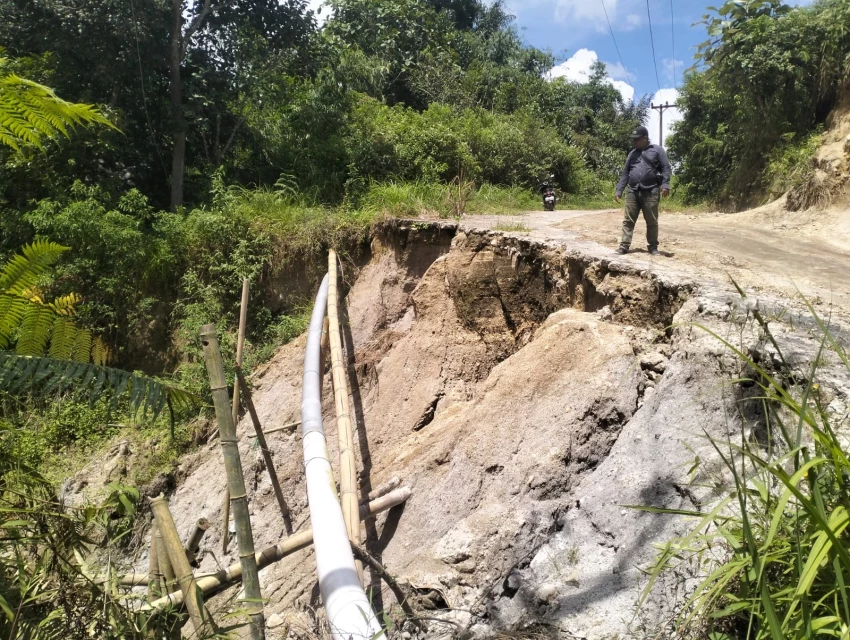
(548, 49, 599, 83)
(663, 58, 684, 85)
(307, 0, 328, 26)
(646, 88, 682, 146)
(624, 13, 642, 30)
(510, 0, 648, 31)
(611, 80, 635, 103)
(605, 60, 630, 82)
(547, 48, 635, 103)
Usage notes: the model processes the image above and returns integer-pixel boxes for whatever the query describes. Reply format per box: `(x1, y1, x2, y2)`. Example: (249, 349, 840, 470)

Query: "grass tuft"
(634, 285, 850, 639)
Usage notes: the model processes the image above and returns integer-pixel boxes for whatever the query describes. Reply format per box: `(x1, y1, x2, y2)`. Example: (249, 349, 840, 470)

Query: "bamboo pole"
(319, 316, 329, 396)
(256, 421, 300, 436)
(223, 278, 250, 555)
(143, 488, 412, 610)
(185, 518, 210, 567)
(235, 364, 292, 532)
(148, 521, 163, 599)
(156, 523, 178, 593)
(327, 250, 362, 582)
(201, 324, 265, 640)
(363, 476, 401, 505)
(149, 495, 212, 635)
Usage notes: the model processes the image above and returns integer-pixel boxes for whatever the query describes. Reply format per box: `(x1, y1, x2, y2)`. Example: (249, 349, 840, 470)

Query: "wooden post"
(223, 278, 250, 555)
(149, 495, 212, 635)
(201, 324, 265, 640)
(327, 250, 362, 583)
(235, 364, 292, 533)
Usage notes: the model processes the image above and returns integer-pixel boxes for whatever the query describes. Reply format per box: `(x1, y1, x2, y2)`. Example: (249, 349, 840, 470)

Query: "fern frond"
(0, 240, 68, 295)
(89, 336, 107, 366)
(0, 353, 199, 419)
(0, 72, 117, 151)
(48, 317, 83, 361)
(0, 293, 28, 350)
(15, 305, 55, 357)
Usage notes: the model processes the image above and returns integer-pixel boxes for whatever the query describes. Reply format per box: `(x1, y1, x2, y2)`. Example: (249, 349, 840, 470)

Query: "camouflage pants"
(620, 187, 659, 251)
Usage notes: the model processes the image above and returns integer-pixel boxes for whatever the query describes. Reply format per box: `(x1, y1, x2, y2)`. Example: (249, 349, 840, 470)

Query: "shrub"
(346, 96, 585, 190)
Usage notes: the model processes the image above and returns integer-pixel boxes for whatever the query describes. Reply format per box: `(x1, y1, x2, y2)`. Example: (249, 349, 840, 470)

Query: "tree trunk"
(169, 0, 186, 211)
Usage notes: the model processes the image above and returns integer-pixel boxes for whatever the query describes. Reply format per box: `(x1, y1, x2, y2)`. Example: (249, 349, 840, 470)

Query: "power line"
(645, 0, 661, 91)
(600, 0, 635, 90)
(670, 0, 677, 89)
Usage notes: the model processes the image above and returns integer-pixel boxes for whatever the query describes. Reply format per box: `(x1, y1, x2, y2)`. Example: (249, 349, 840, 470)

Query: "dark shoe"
(615, 247, 628, 255)
(649, 248, 660, 256)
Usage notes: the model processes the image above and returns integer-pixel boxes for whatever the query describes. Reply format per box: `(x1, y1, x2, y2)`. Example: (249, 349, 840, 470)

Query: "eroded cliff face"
(108, 221, 849, 639)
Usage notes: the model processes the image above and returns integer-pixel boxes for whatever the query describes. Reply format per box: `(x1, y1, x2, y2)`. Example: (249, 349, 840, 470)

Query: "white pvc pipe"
(302, 274, 381, 640)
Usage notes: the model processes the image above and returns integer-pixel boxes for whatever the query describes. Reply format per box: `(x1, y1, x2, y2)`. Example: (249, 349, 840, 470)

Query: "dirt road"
(463, 205, 850, 316)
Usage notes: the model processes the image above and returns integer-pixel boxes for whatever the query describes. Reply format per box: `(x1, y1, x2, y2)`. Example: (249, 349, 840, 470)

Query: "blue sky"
(506, 0, 813, 142)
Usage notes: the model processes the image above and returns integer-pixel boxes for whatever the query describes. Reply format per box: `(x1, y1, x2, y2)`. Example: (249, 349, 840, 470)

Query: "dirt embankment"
(100, 221, 850, 639)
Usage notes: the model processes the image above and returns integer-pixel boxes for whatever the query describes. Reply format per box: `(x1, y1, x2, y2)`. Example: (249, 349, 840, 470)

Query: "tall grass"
(559, 176, 708, 213)
(634, 290, 850, 639)
(358, 179, 540, 217)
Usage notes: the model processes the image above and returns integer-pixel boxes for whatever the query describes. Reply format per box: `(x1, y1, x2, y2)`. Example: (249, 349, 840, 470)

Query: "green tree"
(669, 0, 850, 207)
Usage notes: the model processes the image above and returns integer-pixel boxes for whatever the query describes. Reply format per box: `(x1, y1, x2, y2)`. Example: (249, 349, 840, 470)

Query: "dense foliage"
(0, 0, 649, 386)
(668, 0, 850, 209)
(0, 0, 644, 211)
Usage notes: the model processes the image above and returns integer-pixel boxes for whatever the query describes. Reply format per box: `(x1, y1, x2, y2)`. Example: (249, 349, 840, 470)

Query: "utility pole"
(650, 102, 677, 147)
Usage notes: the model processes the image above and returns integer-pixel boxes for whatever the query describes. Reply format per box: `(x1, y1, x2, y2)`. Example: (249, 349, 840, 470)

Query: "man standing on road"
(614, 125, 672, 256)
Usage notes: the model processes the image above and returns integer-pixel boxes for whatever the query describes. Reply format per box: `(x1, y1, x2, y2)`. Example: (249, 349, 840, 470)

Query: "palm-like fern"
(0, 241, 196, 418)
(0, 57, 116, 151)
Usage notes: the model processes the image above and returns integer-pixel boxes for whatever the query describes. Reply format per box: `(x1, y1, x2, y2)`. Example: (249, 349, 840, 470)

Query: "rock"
(640, 352, 667, 373)
(267, 613, 285, 629)
(536, 583, 559, 603)
(434, 525, 473, 565)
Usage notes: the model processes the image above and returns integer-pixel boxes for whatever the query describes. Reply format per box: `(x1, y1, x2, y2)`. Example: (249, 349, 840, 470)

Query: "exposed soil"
(99, 212, 850, 640)
(463, 204, 850, 315)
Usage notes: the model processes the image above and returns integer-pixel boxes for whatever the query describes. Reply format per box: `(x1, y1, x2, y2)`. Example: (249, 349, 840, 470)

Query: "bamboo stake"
(156, 523, 178, 593)
(150, 495, 212, 635)
(223, 278, 250, 555)
(220, 493, 231, 556)
(319, 316, 329, 396)
(148, 521, 163, 599)
(363, 476, 401, 505)
(256, 421, 300, 436)
(144, 488, 412, 610)
(185, 518, 210, 567)
(201, 324, 265, 640)
(327, 250, 362, 582)
(235, 364, 292, 532)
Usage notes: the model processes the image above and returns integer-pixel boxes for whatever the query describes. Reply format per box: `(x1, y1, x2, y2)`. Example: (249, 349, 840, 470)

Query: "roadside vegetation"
(668, 0, 850, 210)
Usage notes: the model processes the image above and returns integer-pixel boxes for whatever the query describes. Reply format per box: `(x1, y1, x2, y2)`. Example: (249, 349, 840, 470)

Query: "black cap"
(630, 126, 649, 139)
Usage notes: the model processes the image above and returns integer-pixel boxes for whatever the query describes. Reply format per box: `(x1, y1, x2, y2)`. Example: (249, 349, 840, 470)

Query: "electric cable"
(646, 0, 662, 91)
(600, 0, 635, 90)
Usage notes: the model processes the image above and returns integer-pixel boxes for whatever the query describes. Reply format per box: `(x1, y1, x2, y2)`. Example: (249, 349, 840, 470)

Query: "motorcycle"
(541, 175, 557, 211)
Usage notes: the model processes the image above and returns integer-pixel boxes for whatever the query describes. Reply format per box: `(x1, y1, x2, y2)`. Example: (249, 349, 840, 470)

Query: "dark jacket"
(615, 144, 672, 197)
